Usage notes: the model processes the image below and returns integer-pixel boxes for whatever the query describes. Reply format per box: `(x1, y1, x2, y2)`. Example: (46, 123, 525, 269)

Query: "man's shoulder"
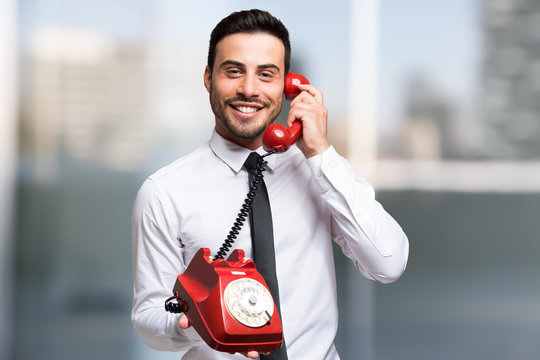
(148, 144, 212, 183)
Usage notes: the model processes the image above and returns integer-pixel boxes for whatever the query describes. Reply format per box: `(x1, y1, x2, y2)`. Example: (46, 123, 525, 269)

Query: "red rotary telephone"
(172, 248, 283, 353)
(167, 73, 309, 354)
(262, 72, 310, 153)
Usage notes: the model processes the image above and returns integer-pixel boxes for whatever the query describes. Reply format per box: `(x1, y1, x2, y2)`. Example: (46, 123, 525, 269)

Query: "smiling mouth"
(230, 105, 262, 114)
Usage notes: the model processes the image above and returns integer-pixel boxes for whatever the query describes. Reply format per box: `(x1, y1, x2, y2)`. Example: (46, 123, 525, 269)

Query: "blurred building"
(381, 72, 482, 161)
(22, 28, 144, 178)
(379, 0, 540, 162)
(397, 75, 454, 159)
(15, 25, 210, 360)
(20, 27, 209, 180)
(482, 0, 540, 159)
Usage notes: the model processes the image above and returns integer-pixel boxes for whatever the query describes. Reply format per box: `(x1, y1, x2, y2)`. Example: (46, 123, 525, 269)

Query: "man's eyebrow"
(218, 60, 245, 69)
(257, 64, 281, 73)
(218, 60, 281, 73)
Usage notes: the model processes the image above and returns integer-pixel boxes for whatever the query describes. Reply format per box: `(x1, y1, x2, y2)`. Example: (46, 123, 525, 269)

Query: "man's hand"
(287, 83, 330, 158)
(243, 351, 261, 359)
(178, 314, 191, 330)
(178, 315, 264, 359)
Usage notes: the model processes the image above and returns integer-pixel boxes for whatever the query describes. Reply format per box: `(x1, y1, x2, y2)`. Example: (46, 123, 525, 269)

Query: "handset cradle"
(262, 72, 310, 153)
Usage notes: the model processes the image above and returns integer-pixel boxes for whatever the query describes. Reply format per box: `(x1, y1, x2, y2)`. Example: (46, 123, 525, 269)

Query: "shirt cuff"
(306, 146, 347, 193)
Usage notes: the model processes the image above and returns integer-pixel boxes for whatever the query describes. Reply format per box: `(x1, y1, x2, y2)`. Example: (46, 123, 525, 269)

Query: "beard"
(209, 82, 283, 140)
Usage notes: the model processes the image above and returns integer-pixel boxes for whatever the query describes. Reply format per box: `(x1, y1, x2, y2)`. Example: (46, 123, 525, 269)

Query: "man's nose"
(237, 74, 260, 98)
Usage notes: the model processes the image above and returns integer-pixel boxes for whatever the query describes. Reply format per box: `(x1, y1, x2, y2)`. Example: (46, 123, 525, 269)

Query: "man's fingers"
(294, 83, 324, 104)
(240, 351, 260, 359)
(246, 351, 259, 359)
(178, 314, 191, 329)
(241, 350, 271, 358)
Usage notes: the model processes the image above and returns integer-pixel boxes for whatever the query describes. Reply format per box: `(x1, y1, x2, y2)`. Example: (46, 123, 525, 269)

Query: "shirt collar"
(208, 130, 277, 174)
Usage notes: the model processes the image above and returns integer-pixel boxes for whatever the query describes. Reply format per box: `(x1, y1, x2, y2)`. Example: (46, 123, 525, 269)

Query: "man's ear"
(203, 65, 212, 92)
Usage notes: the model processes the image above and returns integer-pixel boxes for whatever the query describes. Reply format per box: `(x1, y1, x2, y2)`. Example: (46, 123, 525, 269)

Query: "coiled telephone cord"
(164, 150, 276, 313)
(213, 150, 275, 260)
(165, 295, 182, 313)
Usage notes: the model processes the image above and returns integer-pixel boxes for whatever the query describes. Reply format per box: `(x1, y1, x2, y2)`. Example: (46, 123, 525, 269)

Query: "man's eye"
(259, 72, 275, 80)
(226, 69, 242, 76)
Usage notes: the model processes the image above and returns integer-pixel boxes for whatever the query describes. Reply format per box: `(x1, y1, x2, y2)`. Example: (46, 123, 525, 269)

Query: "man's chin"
(225, 120, 270, 140)
(230, 127, 266, 140)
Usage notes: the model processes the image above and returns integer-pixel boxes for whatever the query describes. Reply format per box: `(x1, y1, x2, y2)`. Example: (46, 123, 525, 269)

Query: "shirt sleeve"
(131, 178, 200, 351)
(306, 146, 409, 284)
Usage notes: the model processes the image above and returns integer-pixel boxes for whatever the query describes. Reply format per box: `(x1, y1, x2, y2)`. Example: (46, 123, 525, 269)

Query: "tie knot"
(244, 152, 261, 173)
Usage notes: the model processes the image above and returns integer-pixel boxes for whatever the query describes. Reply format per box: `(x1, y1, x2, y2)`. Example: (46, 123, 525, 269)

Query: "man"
(131, 9, 408, 360)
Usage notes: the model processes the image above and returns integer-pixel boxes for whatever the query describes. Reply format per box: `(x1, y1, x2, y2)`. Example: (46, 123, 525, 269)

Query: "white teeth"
(237, 106, 258, 114)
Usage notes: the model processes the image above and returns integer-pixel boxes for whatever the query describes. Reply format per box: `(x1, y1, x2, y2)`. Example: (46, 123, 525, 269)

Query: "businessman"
(131, 9, 409, 360)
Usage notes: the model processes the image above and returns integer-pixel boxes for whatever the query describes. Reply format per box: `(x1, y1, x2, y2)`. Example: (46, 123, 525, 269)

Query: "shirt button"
(316, 170, 323, 177)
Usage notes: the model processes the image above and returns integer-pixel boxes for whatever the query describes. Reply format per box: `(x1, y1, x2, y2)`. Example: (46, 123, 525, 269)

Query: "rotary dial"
(224, 278, 274, 328)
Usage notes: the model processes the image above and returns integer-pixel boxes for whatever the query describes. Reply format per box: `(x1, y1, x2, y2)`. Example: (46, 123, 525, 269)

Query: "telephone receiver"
(262, 72, 310, 153)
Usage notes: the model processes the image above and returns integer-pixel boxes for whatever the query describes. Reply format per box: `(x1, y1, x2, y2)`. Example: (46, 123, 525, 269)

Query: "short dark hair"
(207, 9, 291, 74)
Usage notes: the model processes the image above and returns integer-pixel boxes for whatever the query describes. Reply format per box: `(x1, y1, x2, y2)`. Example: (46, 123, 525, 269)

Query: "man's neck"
(214, 126, 262, 151)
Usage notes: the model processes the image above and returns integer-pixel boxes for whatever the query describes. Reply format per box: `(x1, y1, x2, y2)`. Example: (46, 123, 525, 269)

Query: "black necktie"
(244, 152, 288, 359)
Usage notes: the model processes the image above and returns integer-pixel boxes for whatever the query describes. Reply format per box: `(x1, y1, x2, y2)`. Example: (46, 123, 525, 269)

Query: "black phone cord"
(164, 295, 182, 313)
(164, 150, 276, 313)
(213, 150, 276, 260)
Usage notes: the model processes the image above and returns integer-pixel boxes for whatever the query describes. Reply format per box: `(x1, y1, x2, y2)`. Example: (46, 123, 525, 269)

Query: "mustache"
(224, 96, 270, 107)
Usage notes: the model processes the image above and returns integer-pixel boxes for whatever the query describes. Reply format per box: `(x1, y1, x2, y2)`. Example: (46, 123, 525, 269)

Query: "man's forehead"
(217, 31, 283, 44)
(214, 32, 285, 67)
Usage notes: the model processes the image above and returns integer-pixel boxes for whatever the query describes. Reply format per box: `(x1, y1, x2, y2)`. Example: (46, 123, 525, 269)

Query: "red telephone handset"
(262, 72, 310, 153)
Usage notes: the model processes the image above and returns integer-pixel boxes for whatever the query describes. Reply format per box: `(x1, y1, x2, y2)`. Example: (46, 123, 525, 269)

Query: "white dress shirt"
(131, 130, 409, 359)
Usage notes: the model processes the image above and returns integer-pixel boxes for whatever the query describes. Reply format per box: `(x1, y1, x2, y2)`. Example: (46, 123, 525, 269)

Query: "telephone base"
(172, 248, 284, 353)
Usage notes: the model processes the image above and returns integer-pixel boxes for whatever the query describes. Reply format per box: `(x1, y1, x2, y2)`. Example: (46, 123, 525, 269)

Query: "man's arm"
(307, 148, 409, 283)
(131, 179, 199, 350)
(135, 178, 271, 358)
(290, 82, 408, 282)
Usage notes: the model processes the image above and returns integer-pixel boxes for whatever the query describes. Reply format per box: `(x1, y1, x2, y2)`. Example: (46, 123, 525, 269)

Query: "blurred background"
(2, 0, 540, 359)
